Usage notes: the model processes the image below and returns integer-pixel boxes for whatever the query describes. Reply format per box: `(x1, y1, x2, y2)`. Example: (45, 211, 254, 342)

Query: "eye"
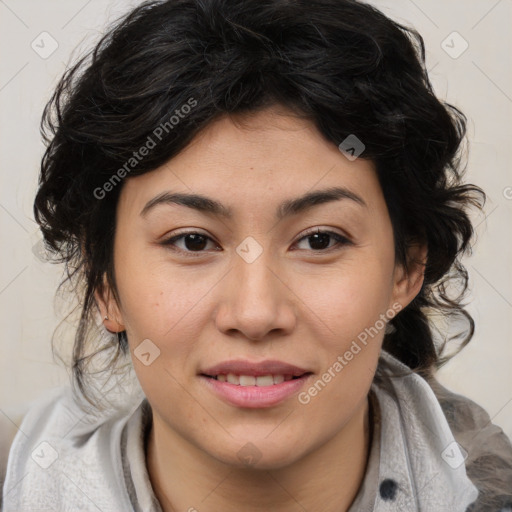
(160, 231, 220, 255)
(159, 228, 352, 256)
(293, 228, 352, 252)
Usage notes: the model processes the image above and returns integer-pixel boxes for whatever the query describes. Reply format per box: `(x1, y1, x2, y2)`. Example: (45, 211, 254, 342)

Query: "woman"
(2, 0, 512, 510)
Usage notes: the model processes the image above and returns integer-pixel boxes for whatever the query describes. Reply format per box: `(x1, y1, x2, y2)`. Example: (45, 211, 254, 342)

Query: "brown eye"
(295, 229, 352, 252)
(160, 231, 219, 255)
(160, 228, 351, 257)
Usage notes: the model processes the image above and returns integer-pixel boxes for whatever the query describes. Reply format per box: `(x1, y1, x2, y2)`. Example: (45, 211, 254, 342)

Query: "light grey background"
(0, 0, 511, 443)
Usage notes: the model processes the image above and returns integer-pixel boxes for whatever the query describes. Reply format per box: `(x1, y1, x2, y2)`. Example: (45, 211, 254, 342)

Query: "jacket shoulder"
(429, 378, 512, 511)
(2, 386, 135, 511)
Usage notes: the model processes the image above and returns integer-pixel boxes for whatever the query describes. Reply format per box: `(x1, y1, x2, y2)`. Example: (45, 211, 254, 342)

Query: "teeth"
(214, 373, 299, 386)
(239, 375, 256, 386)
(256, 375, 274, 387)
(227, 373, 239, 385)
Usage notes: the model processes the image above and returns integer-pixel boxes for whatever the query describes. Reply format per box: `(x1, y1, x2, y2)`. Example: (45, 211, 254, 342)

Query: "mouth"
(198, 360, 313, 408)
(201, 373, 308, 386)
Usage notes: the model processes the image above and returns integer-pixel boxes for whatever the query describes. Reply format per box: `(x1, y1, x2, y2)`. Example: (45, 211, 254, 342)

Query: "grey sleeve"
(429, 378, 512, 511)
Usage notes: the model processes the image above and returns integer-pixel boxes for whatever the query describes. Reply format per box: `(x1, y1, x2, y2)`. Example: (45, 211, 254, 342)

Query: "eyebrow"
(140, 186, 367, 220)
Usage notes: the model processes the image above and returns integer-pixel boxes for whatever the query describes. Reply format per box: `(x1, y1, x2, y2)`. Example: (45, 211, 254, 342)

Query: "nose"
(214, 251, 297, 342)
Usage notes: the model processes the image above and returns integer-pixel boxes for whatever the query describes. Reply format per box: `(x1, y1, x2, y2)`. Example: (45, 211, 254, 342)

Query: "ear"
(94, 276, 125, 333)
(390, 243, 428, 310)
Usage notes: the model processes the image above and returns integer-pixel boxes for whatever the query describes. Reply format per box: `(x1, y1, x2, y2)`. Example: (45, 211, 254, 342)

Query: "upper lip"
(200, 359, 311, 377)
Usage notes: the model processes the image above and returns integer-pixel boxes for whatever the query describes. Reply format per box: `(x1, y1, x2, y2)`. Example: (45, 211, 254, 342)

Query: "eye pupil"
(309, 232, 331, 250)
(184, 233, 207, 251)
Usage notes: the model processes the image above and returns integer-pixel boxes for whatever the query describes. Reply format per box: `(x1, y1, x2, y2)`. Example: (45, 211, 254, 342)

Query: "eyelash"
(159, 228, 353, 257)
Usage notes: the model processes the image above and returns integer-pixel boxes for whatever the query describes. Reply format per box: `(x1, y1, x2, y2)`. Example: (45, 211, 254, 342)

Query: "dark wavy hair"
(34, 0, 485, 403)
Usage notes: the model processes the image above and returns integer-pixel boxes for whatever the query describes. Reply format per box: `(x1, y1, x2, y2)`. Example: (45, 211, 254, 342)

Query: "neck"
(147, 397, 371, 512)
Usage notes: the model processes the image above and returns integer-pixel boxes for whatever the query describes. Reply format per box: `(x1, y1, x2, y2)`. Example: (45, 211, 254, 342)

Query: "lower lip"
(199, 374, 312, 408)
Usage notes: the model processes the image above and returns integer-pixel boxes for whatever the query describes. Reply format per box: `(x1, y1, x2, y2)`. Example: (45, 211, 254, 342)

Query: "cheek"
(114, 239, 188, 331)
(114, 260, 205, 407)
(113, 246, 223, 371)
(293, 257, 391, 433)
(296, 251, 395, 348)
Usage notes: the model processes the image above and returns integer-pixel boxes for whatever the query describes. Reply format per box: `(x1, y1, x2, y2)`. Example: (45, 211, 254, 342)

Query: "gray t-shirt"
(2, 350, 511, 511)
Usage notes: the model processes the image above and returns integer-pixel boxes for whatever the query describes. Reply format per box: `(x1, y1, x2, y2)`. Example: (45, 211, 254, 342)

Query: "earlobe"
(391, 244, 428, 310)
(94, 285, 125, 333)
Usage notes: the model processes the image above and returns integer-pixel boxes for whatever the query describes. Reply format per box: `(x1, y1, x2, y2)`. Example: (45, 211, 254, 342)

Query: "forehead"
(118, 106, 383, 219)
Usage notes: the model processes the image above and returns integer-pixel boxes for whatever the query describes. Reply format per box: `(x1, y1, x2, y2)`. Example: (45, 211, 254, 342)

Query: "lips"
(200, 359, 310, 378)
(199, 359, 314, 408)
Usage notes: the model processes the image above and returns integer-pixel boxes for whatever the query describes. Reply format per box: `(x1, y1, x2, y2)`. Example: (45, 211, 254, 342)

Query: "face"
(100, 106, 423, 469)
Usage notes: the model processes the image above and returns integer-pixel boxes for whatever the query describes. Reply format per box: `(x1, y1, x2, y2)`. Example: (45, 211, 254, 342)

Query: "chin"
(205, 434, 307, 471)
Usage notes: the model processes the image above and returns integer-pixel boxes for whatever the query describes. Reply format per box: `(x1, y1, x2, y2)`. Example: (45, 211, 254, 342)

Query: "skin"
(97, 105, 426, 512)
